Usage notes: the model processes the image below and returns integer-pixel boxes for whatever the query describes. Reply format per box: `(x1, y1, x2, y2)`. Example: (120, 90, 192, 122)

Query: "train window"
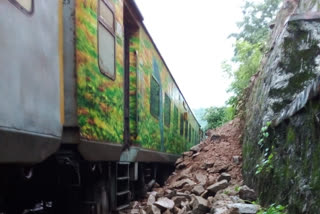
(164, 94, 171, 127)
(150, 76, 160, 119)
(180, 113, 184, 136)
(185, 120, 188, 139)
(9, 0, 33, 14)
(189, 124, 191, 142)
(98, 0, 115, 80)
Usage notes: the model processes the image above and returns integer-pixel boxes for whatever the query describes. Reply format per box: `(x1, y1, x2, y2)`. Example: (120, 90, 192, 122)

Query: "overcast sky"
(134, 0, 245, 109)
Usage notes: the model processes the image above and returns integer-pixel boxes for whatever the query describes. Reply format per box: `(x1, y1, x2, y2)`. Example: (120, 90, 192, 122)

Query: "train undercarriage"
(0, 145, 174, 214)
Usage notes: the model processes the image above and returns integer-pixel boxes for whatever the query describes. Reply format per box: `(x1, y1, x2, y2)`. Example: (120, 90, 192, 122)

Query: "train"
(0, 0, 201, 213)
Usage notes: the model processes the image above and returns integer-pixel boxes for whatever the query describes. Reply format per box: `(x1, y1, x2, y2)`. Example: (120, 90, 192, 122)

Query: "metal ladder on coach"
(115, 162, 131, 211)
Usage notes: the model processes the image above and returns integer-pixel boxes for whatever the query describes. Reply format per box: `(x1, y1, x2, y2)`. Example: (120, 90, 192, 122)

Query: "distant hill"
(192, 108, 207, 129)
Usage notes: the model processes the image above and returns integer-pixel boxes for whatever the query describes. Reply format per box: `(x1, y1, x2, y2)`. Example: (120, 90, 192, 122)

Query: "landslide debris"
(122, 118, 260, 214)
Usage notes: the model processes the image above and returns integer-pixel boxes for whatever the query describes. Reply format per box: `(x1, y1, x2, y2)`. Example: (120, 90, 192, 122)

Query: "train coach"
(0, 0, 201, 213)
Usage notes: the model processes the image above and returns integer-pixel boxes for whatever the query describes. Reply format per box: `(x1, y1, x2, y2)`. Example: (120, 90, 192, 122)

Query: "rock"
(147, 193, 156, 205)
(130, 201, 139, 209)
(154, 197, 175, 210)
(230, 196, 244, 204)
(192, 196, 210, 214)
(154, 182, 160, 188)
(207, 180, 229, 194)
(140, 209, 147, 214)
(183, 151, 194, 157)
(129, 209, 140, 214)
(178, 206, 187, 214)
(232, 156, 241, 165)
(239, 185, 257, 201)
(218, 173, 231, 183)
(190, 144, 201, 153)
(227, 203, 260, 214)
(172, 196, 188, 208)
(210, 207, 228, 214)
(172, 179, 196, 189)
(163, 209, 171, 214)
(176, 157, 184, 165)
(192, 152, 200, 158)
(195, 173, 207, 185)
(200, 190, 210, 199)
(204, 161, 215, 169)
(145, 205, 161, 214)
(228, 207, 241, 214)
(191, 185, 205, 196)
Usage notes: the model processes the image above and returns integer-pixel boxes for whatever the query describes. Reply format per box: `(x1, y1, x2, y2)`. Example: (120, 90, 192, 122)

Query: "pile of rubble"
(124, 118, 261, 214)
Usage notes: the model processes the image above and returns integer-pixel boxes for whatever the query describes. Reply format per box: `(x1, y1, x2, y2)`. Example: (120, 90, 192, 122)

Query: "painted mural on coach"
(0, 0, 201, 213)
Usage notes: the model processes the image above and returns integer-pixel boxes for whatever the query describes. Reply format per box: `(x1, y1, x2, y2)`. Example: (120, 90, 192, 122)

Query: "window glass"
(180, 113, 184, 136)
(185, 120, 188, 139)
(99, 1, 114, 31)
(10, 0, 33, 14)
(164, 94, 171, 127)
(189, 124, 191, 142)
(98, 24, 115, 78)
(98, 0, 115, 79)
(150, 77, 160, 118)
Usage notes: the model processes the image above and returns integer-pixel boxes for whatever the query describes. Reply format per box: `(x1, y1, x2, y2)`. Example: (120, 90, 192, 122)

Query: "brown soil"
(164, 117, 243, 190)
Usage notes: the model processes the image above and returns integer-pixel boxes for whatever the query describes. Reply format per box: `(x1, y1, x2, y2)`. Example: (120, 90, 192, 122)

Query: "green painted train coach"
(0, 0, 201, 213)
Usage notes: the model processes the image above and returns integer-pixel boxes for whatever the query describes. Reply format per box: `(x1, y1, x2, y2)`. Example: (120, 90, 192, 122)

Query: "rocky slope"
(122, 118, 261, 214)
(242, 0, 320, 213)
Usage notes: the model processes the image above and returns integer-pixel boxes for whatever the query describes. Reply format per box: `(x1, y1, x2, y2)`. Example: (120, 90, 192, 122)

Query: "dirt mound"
(123, 118, 259, 214)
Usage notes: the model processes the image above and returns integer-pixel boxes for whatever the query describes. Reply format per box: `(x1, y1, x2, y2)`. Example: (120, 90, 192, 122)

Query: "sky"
(134, 0, 244, 109)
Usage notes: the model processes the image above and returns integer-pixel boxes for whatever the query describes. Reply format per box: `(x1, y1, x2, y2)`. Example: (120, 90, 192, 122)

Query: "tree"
(203, 106, 234, 130)
(224, 0, 281, 108)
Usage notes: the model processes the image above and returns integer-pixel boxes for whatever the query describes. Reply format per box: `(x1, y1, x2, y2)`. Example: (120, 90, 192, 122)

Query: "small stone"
(192, 152, 200, 158)
(147, 193, 156, 205)
(192, 196, 210, 214)
(204, 161, 214, 169)
(211, 207, 228, 214)
(145, 205, 161, 214)
(200, 190, 210, 199)
(178, 206, 187, 214)
(151, 205, 161, 214)
(130, 201, 139, 209)
(207, 180, 229, 194)
(191, 185, 205, 196)
(154, 197, 175, 210)
(190, 144, 201, 153)
(163, 209, 171, 214)
(218, 173, 231, 183)
(230, 196, 244, 203)
(183, 151, 194, 157)
(232, 156, 241, 165)
(154, 182, 160, 188)
(227, 203, 260, 214)
(139, 209, 147, 214)
(172, 196, 188, 208)
(239, 185, 257, 201)
(195, 173, 207, 185)
(176, 157, 184, 165)
(172, 179, 196, 189)
(130, 209, 140, 214)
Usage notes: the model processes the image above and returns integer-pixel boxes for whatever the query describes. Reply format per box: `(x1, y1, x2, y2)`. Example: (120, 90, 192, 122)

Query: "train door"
(124, 2, 139, 146)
